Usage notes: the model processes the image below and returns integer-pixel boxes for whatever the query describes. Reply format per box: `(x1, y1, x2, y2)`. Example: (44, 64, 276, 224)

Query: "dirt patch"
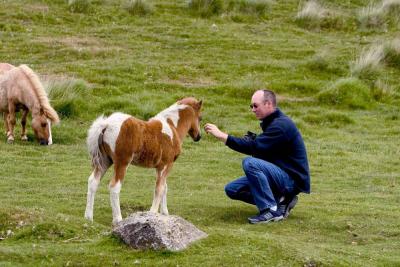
(24, 4, 49, 13)
(36, 36, 124, 53)
(277, 95, 314, 103)
(0, 208, 44, 240)
(162, 77, 216, 88)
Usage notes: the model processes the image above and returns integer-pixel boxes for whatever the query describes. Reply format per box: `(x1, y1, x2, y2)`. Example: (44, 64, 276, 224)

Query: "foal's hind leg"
(84, 165, 109, 222)
(109, 162, 129, 224)
(20, 109, 28, 141)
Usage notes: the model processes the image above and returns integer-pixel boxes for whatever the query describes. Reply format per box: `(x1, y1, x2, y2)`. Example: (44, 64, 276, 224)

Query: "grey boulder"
(112, 212, 207, 251)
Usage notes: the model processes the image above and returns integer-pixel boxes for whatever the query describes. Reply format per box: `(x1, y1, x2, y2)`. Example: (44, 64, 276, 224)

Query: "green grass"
(317, 77, 373, 109)
(68, 0, 91, 13)
(188, 0, 224, 18)
(0, 0, 399, 266)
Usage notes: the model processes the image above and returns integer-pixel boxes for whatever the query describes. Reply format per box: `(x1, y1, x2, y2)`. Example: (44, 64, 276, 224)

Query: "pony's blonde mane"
(19, 65, 60, 123)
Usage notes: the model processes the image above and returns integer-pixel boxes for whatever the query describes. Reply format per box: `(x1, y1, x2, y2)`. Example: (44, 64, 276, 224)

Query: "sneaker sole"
(284, 196, 298, 218)
(248, 215, 283, 224)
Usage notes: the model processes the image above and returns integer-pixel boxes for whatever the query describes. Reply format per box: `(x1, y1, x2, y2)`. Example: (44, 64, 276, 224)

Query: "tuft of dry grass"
(43, 77, 90, 118)
(124, 0, 153, 16)
(350, 38, 400, 87)
(372, 78, 396, 101)
(383, 38, 400, 67)
(381, 0, 400, 14)
(351, 38, 400, 83)
(295, 1, 342, 30)
(357, 0, 400, 29)
(296, 1, 326, 22)
(350, 44, 385, 81)
(358, 3, 385, 29)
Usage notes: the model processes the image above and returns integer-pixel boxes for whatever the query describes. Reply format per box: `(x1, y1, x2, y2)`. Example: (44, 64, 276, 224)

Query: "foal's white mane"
(150, 103, 188, 140)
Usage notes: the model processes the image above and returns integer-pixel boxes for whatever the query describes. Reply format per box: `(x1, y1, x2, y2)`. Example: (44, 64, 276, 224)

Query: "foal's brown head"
(178, 97, 203, 142)
(31, 109, 52, 145)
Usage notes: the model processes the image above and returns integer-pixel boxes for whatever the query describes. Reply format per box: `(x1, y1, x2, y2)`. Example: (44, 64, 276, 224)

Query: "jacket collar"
(260, 108, 281, 130)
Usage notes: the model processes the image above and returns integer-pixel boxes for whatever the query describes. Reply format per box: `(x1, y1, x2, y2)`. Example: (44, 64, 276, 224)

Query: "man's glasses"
(250, 101, 267, 109)
(250, 103, 259, 109)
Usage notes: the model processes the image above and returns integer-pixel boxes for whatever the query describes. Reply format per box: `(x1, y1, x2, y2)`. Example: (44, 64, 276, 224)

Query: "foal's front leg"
(150, 164, 173, 215)
(161, 183, 168, 215)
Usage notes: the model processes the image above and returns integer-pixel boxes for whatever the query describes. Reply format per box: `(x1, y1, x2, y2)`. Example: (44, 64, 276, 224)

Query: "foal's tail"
(87, 115, 109, 170)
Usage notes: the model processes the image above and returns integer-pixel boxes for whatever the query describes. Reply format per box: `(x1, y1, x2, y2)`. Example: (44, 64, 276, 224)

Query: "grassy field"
(0, 0, 399, 266)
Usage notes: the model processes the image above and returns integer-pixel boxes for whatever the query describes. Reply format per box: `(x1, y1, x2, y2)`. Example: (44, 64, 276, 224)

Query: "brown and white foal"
(85, 97, 203, 224)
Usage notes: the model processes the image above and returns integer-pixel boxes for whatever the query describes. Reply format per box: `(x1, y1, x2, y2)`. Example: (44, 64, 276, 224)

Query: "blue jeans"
(225, 157, 295, 212)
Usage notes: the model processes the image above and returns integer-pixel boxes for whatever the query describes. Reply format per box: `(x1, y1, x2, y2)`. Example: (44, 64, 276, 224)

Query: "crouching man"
(204, 89, 310, 224)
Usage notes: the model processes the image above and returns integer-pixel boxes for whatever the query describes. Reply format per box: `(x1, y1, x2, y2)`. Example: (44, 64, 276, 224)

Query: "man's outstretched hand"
(204, 123, 228, 143)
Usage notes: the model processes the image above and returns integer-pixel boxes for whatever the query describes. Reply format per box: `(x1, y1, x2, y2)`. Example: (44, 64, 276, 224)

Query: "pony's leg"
(3, 112, 9, 136)
(161, 183, 168, 215)
(109, 163, 128, 224)
(20, 109, 28, 141)
(84, 165, 109, 222)
(150, 164, 173, 214)
(6, 103, 16, 143)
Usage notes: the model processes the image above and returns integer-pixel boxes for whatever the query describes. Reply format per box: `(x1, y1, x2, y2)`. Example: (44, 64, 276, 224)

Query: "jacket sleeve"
(226, 125, 287, 157)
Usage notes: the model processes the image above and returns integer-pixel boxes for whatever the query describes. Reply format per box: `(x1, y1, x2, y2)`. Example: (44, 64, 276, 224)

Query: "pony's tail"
(87, 115, 109, 170)
(18, 64, 60, 124)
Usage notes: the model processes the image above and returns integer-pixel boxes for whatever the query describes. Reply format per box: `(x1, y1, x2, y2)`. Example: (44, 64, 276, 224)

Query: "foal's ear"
(197, 100, 203, 109)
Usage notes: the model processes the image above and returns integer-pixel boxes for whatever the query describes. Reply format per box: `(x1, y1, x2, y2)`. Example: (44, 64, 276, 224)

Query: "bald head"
(253, 89, 276, 106)
(250, 89, 276, 120)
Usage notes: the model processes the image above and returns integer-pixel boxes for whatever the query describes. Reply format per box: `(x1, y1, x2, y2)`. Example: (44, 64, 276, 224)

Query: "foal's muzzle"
(39, 139, 49, 146)
(193, 134, 201, 142)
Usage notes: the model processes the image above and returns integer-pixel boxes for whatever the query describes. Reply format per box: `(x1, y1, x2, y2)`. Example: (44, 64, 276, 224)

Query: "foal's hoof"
(21, 136, 28, 141)
(112, 218, 123, 226)
(7, 136, 14, 144)
(84, 214, 93, 222)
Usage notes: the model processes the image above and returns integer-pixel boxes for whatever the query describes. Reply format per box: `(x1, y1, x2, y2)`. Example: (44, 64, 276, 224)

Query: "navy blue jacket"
(226, 108, 310, 193)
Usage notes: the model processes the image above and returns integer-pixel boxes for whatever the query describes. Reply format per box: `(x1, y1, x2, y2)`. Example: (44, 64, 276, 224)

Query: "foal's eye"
(41, 123, 47, 128)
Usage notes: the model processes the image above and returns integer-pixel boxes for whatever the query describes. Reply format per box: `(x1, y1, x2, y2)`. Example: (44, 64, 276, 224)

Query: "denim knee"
(242, 157, 256, 172)
(225, 184, 236, 199)
(242, 157, 264, 176)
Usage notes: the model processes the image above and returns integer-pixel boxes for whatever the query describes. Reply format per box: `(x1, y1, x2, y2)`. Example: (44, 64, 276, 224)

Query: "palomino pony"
(0, 63, 14, 75)
(0, 64, 59, 145)
(84, 97, 203, 224)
